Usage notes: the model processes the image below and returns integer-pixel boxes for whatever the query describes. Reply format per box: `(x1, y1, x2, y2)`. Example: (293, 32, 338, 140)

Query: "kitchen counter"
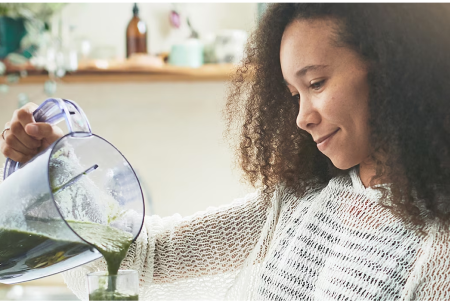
(0, 284, 78, 300)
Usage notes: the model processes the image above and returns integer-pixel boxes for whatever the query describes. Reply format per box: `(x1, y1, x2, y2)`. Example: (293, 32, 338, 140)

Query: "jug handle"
(3, 98, 92, 180)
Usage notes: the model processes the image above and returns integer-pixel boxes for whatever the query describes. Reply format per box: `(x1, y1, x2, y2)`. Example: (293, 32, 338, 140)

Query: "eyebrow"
(283, 64, 329, 86)
(297, 64, 329, 77)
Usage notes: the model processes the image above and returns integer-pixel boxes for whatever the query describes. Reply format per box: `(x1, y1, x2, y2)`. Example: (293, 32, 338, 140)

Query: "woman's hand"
(1, 102, 64, 163)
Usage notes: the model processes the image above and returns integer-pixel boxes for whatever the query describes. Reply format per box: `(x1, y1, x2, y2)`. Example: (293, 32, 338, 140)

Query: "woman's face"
(280, 18, 372, 170)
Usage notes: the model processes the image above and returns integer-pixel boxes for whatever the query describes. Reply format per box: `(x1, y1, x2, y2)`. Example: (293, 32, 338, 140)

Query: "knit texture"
(51, 168, 450, 299)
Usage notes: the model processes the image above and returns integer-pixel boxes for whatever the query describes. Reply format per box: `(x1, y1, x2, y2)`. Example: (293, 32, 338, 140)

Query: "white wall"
(54, 3, 258, 58)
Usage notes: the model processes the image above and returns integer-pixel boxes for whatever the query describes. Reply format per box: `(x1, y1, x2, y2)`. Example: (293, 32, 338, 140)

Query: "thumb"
(25, 123, 63, 142)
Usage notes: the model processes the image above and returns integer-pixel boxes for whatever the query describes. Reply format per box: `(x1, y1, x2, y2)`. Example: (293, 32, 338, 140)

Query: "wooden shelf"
(0, 63, 237, 84)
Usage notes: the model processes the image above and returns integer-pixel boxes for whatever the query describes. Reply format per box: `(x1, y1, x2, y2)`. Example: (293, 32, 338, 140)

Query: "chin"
(329, 156, 357, 171)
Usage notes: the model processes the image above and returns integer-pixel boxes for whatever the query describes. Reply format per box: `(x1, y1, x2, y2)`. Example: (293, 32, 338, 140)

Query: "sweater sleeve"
(62, 190, 272, 301)
(415, 225, 450, 300)
(399, 222, 450, 300)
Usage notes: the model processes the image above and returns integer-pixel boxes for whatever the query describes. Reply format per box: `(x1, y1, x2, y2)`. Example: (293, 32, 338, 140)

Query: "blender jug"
(0, 98, 145, 284)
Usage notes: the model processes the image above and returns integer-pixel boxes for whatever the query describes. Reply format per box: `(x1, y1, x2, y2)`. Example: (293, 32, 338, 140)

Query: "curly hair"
(224, 3, 450, 229)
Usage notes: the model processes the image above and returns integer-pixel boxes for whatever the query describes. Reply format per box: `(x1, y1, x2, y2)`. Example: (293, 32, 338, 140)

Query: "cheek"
(323, 86, 371, 154)
(323, 80, 370, 127)
(319, 91, 352, 124)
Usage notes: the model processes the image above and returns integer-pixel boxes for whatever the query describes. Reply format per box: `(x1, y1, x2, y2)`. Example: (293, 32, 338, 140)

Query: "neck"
(358, 158, 386, 188)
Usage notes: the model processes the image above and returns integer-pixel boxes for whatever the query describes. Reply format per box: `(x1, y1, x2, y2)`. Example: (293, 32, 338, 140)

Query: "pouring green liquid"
(0, 220, 138, 300)
(66, 221, 138, 301)
(66, 221, 133, 277)
(52, 158, 139, 299)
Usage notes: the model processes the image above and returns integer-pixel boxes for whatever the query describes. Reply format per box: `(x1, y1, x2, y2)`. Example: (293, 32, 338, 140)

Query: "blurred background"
(0, 2, 268, 300)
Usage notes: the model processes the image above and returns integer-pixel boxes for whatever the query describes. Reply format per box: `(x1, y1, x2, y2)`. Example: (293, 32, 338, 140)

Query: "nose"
(296, 97, 321, 131)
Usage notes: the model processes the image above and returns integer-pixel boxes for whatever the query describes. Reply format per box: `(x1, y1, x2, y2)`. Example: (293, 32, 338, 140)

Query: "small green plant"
(0, 3, 66, 105)
(0, 3, 65, 56)
(0, 3, 65, 21)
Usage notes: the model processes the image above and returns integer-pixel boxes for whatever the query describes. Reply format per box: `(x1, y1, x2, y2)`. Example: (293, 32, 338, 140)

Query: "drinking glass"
(88, 270, 139, 301)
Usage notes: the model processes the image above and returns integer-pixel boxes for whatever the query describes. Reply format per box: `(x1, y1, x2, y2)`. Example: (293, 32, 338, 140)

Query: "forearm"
(152, 190, 268, 282)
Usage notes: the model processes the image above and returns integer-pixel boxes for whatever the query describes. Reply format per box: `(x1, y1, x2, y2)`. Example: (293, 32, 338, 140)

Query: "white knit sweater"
(62, 167, 449, 300)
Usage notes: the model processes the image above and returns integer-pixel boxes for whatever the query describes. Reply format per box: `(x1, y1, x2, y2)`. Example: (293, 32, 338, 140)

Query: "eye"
(310, 80, 325, 90)
(291, 94, 300, 104)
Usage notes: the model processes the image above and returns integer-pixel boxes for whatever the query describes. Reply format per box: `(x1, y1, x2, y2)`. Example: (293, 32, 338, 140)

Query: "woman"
(2, 3, 450, 300)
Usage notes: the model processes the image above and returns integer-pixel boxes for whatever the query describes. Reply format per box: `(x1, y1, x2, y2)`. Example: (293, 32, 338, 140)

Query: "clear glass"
(88, 270, 139, 301)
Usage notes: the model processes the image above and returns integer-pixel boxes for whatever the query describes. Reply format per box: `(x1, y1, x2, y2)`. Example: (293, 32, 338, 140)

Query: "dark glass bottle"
(126, 3, 147, 58)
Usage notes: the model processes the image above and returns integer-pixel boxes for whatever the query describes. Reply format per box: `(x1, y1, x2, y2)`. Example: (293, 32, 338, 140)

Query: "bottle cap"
(133, 3, 139, 15)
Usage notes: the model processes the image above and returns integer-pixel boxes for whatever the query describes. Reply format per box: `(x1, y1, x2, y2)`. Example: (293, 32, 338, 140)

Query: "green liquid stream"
(67, 220, 135, 298)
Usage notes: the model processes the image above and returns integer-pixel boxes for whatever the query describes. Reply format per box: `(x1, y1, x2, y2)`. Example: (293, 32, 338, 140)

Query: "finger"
(16, 102, 39, 128)
(10, 103, 41, 149)
(25, 123, 63, 141)
(4, 131, 40, 156)
(9, 120, 41, 150)
(40, 125, 64, 150)
(1, 142, 33, 163)
(2, 122, 10, 142)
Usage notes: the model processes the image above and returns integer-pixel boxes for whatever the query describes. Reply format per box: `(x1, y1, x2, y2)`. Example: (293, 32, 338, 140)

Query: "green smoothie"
(66, 220, 133, 277)
(65, 221, 137, 300)
(0, 227, 90, 276)
(89, 289, 139, 300)
(0, 219, 136, 299)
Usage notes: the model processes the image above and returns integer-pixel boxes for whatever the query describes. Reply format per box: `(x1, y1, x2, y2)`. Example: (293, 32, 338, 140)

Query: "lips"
(315, 129, 339, 144)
